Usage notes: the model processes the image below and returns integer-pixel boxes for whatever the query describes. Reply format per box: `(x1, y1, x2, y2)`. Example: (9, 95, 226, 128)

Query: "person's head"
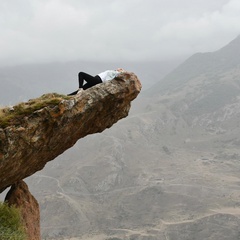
(116, 68, 124, 72)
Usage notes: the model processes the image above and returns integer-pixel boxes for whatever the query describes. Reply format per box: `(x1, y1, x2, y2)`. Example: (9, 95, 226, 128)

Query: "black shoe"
(67, 90, 78, 96)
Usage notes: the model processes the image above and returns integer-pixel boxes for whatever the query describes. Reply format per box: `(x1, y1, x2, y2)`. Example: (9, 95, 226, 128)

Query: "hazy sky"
(0, 0, 240, 66)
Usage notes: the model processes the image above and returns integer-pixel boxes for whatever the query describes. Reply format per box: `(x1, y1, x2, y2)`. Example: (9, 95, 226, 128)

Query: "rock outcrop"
(5, 180, 40, 240)
(0, 72, 141, 193)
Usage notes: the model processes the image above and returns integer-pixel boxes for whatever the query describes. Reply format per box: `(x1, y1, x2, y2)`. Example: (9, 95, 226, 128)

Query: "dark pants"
(68, 72, 102, 95)
(79, 72, 102, 90)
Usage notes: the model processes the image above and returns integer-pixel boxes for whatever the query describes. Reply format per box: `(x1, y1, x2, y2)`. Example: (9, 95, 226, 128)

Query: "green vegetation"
(0, 202, 27, 240)
(0, 93, 70, 128)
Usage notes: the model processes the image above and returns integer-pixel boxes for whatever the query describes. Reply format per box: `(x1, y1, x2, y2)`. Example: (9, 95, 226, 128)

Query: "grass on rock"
(0, 201, 27, 240)
(0, 93, 70, 128)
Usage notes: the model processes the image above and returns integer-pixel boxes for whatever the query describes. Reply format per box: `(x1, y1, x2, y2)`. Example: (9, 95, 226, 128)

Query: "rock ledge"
(0, 72, 141, 192)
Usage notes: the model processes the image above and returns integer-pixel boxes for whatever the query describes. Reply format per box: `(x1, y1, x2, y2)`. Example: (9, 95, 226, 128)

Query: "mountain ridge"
(146, 35, 240, 96)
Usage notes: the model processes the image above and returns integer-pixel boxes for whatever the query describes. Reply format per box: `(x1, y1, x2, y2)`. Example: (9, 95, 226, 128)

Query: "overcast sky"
(0, 0, 240, 66)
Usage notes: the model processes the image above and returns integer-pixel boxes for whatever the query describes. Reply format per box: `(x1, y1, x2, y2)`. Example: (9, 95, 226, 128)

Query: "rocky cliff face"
(0, 72, 141, 193)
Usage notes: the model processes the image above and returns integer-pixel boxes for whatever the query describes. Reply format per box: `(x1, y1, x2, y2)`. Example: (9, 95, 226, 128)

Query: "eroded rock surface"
(5, 180, 40, 240)
(0, 72, 141, 192)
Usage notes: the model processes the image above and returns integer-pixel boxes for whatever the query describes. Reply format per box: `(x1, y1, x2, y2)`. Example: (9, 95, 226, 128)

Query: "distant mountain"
(147, 35, 240, 96)
(143, 35, 240, 133)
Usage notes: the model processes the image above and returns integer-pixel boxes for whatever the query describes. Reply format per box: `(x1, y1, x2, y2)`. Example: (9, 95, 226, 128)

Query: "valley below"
(27, 115, 240, 239)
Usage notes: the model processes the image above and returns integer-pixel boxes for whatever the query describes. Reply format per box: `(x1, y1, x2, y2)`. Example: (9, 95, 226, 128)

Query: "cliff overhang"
(0, 72, 141, 193)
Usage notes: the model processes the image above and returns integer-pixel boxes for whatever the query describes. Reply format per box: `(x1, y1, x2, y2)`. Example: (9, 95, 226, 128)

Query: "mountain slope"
(142, 35, 240, 137)
(147, 35, 240, 96)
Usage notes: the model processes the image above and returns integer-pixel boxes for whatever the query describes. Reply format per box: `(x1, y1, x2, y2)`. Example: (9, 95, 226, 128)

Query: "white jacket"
(98, 70, 120, 82)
